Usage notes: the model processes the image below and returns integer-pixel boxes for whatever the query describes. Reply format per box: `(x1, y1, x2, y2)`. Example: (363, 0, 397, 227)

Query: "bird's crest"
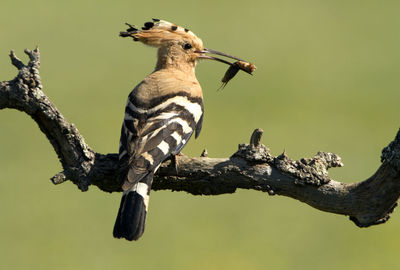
(120, 18, 256, 86)
(120, 19, 203, 49)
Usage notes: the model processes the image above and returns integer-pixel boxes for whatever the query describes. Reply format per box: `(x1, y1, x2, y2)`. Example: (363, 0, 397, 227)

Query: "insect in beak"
(196, 48, 256, 88)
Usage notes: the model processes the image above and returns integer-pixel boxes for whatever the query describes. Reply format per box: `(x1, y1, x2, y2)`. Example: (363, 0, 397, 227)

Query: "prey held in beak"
(197, 48, 256, 89)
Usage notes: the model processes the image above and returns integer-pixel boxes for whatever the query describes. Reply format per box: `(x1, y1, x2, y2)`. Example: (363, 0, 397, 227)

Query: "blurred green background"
(1, 0, 399, 269)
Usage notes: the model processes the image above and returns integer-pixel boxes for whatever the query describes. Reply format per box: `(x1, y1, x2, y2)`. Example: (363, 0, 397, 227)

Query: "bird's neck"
(155, 49, 196, 76)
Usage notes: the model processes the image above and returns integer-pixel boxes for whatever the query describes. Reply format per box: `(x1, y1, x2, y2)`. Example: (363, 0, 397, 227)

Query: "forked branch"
(1, 48, 400, 228)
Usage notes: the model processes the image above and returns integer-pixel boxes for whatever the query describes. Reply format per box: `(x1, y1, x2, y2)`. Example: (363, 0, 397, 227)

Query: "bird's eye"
(183, 43, 192, 50)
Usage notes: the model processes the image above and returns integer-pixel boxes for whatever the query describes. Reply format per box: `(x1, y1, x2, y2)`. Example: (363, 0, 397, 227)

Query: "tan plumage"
(114, 19, 255, 241)
(131, 69, 203, 106)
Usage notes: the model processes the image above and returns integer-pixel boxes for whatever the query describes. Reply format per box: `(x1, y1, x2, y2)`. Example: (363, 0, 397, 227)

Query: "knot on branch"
(10, 48, 41, 89)
(381, 129, 400, 176)
(200, 149, 208, 157)
(310, 151, 344, 170)
(274, 151, 342, 186)
(234, 143, 273, 163)
(349, 201, 398, 228)
(232, 129, 274, 163)
(1, 48, 43, 112)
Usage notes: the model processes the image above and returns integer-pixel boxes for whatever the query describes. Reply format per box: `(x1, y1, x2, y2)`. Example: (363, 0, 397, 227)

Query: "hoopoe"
(113, 19, 254, 241)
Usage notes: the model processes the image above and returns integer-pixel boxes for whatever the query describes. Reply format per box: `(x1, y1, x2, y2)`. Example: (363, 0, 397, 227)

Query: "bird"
(113, 19, 253, 241)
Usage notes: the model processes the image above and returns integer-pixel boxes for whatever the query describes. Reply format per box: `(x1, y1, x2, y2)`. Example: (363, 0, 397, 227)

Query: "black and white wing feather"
(114, 91, 203, 240)
(119, 92, 203, 189)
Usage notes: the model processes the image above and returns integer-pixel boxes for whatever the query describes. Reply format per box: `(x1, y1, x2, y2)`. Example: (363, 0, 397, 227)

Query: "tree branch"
(1, 48, 400, 228)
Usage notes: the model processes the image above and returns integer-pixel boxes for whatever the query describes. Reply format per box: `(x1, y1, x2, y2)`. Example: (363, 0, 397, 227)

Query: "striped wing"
(119, 92, 203, 191)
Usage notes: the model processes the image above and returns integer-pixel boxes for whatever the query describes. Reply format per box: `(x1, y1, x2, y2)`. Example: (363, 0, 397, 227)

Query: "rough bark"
(1, 48, 400, 228)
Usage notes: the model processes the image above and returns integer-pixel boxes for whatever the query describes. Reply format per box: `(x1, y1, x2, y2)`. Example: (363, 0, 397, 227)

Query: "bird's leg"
(169, 153, 184, 175)
(171, 152, 184, 175)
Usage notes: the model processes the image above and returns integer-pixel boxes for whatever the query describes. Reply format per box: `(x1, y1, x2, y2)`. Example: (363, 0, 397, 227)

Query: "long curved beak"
(203, 48, 245, 61)
(196, 48, 246, 65)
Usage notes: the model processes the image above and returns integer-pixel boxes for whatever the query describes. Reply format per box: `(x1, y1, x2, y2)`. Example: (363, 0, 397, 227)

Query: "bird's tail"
(113, 173, 153, 241)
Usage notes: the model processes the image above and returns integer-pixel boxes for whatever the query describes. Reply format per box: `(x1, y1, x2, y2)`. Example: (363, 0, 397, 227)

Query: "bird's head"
(120, 19, 251, 74)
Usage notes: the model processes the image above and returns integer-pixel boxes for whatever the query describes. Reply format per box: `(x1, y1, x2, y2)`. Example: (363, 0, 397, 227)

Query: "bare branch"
(1, 48, 400, 228)
(9, 50, 24, 69)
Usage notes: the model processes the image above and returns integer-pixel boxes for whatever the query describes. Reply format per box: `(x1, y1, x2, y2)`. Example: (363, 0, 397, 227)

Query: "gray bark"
(1, 48, 400, 228)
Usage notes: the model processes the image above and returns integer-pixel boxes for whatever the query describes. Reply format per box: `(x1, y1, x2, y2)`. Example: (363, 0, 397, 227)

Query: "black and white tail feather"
(113, 173, 153, 241)
(113, 91, 203, 241)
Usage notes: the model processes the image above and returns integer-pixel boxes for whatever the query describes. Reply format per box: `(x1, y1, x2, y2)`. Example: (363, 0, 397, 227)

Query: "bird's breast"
(131, 69, 203, 108)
